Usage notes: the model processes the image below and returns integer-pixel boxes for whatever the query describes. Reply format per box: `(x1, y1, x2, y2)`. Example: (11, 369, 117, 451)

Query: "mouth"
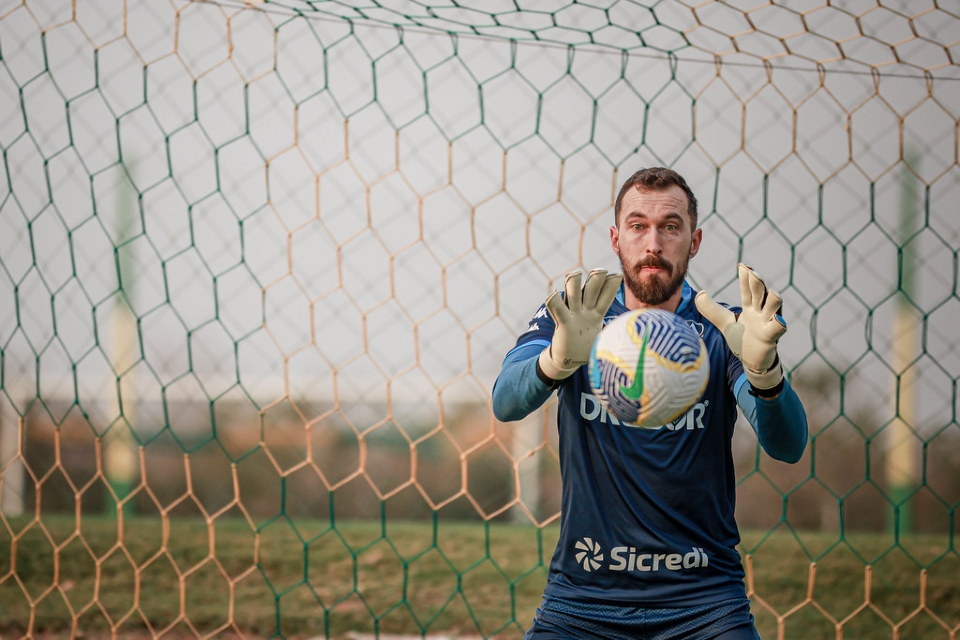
(637, 263, 670, 275)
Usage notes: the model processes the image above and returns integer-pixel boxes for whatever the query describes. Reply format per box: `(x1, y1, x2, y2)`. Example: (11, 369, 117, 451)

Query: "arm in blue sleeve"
(736, 375, 808, 463)
(491, 342, 556, 422)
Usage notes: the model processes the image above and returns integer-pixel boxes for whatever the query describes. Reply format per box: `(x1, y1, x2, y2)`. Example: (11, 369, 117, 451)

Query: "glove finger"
(761, 287, 785, 324)
(544, 289, 569, 324)
(741, 263, 769, 311)
(563, 271, 583, 313)
(763, 290, 787, 343)
(595, 273, 623, 314)
(580, 268, 609, 310)
(738, 264, 755, 309)
(583, 269, 609, 311)
(695, 290, 735, 331)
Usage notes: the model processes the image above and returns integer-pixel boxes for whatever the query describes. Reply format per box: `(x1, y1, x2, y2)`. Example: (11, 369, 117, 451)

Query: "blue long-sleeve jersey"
(492, 281, 807, 607)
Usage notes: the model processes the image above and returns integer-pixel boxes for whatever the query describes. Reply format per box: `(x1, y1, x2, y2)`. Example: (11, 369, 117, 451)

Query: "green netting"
(1, 1, 959, 638)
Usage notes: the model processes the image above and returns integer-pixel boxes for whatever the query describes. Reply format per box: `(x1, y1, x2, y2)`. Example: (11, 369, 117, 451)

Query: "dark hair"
(614, 167, 698, 229)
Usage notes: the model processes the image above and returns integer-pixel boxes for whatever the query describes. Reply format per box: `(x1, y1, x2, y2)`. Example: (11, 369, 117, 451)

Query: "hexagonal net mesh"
(1, 0, 959, 638)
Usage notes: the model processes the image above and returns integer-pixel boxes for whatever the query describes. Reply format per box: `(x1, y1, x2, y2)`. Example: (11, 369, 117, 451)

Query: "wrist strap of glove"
(536, 357, 562, 390)
(749, 376, 785, 398)
(746, 353, 784, 397)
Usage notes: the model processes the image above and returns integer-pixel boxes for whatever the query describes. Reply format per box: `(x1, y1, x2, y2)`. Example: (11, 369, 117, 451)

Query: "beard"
(620, 253, 689, 306)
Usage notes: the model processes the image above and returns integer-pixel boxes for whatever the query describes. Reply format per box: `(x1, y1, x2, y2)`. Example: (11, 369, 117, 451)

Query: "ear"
(610, 225, 620, 257)
(689, 227, 702, 258)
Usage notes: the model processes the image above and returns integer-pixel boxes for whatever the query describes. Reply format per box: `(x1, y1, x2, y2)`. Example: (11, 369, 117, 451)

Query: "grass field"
(1, 515, 958, 639)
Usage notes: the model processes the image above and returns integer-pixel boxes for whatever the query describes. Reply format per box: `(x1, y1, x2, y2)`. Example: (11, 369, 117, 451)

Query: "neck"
(625, 288, 683, 313)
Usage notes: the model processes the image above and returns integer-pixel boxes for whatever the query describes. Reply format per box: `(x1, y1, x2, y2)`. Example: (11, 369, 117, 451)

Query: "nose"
(645, 229, 663, 255)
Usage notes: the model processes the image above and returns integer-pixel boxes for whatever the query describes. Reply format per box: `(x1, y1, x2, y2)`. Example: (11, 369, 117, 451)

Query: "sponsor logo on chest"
(579, 392, 709, 431)
(574, 537, 710, 573)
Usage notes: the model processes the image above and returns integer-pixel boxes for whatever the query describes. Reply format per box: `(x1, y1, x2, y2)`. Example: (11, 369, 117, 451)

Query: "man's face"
(610, 183, 701, 310)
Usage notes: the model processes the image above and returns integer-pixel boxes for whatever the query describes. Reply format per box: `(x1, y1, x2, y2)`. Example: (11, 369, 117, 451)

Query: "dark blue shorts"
(524, 593, 762, 640)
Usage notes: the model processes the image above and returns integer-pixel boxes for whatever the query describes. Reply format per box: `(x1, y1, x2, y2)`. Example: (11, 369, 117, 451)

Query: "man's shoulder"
(515, 302, 555, 344)
(678, 281, 743, 320)
(604, 297, 629, 322)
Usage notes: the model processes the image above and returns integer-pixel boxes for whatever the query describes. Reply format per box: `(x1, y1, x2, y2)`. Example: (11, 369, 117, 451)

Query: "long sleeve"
(491, 343, 555, 422)
(736, 376, 808, 463)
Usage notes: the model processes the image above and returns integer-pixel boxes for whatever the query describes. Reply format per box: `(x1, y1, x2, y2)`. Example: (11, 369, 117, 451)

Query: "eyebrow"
(623, 210, 687, 225)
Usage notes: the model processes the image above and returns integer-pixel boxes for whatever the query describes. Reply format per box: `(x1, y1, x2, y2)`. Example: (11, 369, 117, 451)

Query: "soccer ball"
(588, 308, 709, 428)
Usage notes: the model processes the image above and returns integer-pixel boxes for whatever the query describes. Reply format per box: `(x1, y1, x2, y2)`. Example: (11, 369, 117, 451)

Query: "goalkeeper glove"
(537, 269, 623, 384)
(694, 263, 786, 394)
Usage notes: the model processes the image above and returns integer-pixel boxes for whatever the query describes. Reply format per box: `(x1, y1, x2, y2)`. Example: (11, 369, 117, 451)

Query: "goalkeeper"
(492, 167, 808, 639)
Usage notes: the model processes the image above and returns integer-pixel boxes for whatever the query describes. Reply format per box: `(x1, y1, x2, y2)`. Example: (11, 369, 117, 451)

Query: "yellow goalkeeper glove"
(537, 269, 623, 384)
(695, 263, 786, 393)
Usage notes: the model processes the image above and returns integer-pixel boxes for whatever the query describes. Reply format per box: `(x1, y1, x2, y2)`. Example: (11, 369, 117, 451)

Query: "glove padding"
(695, 263, 786, 391)
(538, 269, 623, 382)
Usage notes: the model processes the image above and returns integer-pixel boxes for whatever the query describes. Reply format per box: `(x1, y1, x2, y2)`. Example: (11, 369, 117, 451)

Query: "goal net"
(1, 0, 958, 638)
